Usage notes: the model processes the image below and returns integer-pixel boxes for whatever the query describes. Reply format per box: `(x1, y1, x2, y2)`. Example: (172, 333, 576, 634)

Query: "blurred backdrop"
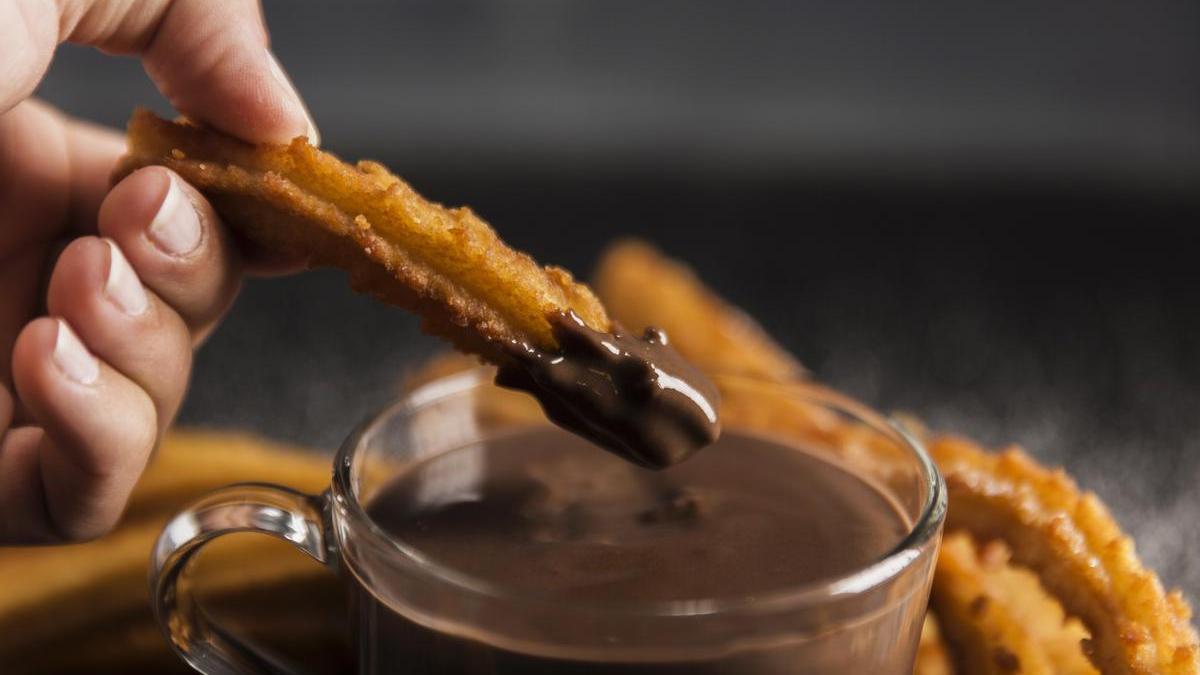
(36, 1, 1200, 595)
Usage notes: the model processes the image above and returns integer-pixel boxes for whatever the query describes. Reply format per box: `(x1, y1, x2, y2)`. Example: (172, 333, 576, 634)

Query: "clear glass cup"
(151, 370, 945, 674)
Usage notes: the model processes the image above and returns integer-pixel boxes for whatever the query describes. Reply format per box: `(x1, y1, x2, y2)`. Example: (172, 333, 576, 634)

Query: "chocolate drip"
(495, 312, 721, 469)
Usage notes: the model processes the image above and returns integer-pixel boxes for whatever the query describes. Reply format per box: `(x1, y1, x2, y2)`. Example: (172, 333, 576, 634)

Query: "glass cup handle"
(150, 483, 333, 675)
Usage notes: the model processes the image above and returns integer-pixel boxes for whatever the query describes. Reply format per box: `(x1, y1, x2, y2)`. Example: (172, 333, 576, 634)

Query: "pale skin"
(0, 0, 318, 543)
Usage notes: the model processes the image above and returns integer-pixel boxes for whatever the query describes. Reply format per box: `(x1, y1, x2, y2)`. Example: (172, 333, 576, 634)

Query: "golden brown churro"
(932, 436, 1198, 675)
(932, 533, 1057, 675)
(118, 110, 608, 358)
(979, 541, 1097, 675)
(117, 113, 720, 468)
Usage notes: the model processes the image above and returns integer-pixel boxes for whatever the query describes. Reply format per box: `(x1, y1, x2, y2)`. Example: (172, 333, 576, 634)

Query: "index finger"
(136, 0, 320, 145)
(2, 0, 317, 146)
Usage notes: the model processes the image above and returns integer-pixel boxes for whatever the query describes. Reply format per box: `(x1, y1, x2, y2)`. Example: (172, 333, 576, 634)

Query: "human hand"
(0, 0, 317, 543)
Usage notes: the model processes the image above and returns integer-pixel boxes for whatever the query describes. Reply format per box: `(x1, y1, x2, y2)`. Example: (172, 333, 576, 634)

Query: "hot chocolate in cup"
(152, 370, 945, 674)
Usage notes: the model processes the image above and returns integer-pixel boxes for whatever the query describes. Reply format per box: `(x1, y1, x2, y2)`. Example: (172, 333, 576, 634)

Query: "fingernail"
(53, 320, 99, 385)
(266, 48, 320, 146)
(103, 240, 148, 316)
(147, 174, 202, 256)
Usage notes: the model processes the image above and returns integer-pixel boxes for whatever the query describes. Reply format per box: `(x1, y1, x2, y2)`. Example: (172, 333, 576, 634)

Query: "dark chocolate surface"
(366, 427, 907, 600)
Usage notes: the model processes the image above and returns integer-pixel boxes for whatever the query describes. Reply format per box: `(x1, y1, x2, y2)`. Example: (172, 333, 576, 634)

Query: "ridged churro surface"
(117, 110, 609, 360)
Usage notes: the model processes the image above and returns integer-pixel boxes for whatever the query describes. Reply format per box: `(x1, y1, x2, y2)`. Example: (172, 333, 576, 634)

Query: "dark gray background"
(36, 2, 1200, 599)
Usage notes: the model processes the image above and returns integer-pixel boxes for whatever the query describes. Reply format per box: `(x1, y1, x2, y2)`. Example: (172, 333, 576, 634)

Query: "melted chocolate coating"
(495, 312, 721, 468)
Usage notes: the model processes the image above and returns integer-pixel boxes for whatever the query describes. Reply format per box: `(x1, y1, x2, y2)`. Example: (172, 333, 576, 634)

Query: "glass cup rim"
(331, 368, 946, 617)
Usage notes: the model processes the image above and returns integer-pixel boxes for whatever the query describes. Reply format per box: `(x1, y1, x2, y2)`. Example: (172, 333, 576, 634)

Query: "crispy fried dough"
(594, 239, 805, 381)
(116, 110, 609, 360)
(934, 533, 1052, 675)
(594, 241, 1197, 675)
(933, 533, 1085, 675)
(933, 437, 1199, 675)
(118, 116, 723, 468)
(983, 541, 1098, 675)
